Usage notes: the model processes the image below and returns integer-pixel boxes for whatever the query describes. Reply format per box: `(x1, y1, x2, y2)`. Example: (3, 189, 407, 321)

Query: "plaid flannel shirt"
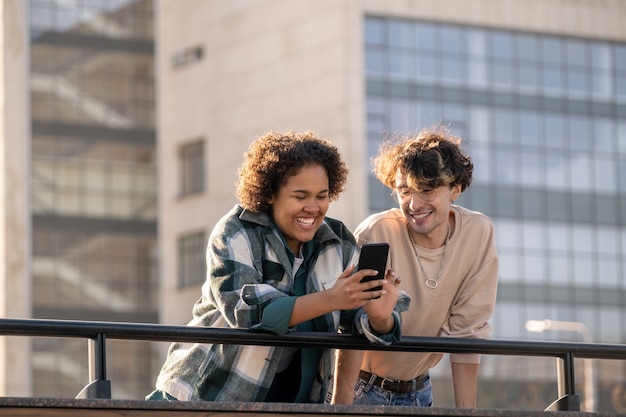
(154, 204, 408, 402)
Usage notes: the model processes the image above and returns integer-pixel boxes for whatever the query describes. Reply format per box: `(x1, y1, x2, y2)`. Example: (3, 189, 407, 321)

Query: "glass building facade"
(365, 17, 626, 411)
(28, 0, 157, 398)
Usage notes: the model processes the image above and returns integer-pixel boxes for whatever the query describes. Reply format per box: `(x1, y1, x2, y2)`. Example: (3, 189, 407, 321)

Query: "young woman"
(147, 130, 406, 403)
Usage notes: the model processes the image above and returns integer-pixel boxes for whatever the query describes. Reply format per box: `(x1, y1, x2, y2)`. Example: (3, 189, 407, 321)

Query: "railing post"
(558, 352, 576, 398)
(90, 333, 107, 383)
(75, 333, 112, 399)
(545, 352, 580, 411)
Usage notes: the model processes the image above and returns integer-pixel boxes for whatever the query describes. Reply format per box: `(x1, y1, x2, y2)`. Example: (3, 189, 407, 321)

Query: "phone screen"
(357, 243, 389, 295)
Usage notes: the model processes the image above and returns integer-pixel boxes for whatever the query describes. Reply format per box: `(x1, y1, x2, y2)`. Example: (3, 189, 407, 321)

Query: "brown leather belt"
(359, 370, 427, 393)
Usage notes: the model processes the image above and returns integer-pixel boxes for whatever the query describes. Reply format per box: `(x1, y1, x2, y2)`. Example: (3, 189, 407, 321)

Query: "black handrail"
(2, 318, 625, 411)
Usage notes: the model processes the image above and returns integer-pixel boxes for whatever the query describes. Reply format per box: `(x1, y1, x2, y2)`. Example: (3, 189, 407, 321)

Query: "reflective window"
(520, 148, 543, 187)
(492, 60, 515, 88)
(365, 17, 385, 45)
(490, 31, 514, 59)
(542, 65, 564, 93)
(178, 231, 206, 288)
(566, 39, 587, 66)
(490, 219, 626, 289)
(519, 110, 541, 147)
(389, 99, 411, 132)
(523, 252, 546, 283)
(569, 116, 592, 152)
(441, 26, 464, 54)
(573, 256, 594, 286)
(30, 45, 155, 128)
(179, 139, 204, 197)
(29, 0, 156, 400)
(389, 19, 412, 48)
(442, 55, 464, 83)
(619, 158, 626, 192)
(541, 37, 563, 64)
(599, 308, 623, 343)
(548, 255, 572, 285)
(389, 50, 411, 79)
(517, 33, 539, 61)
(518, 63, 540, 92)
(544, 113, 567, 150)
(32, 228, 157, 312)
(572, 225, 594, 253)
(569, 154, 592, 192)
(545, 153, 568, 188)
(591, 45, 613, 98)
(595, 156, 617, 193)
(32, 136, 156, 219)
(470, 144, 491, 183)
(523, 223, 546, 250)
(614, 44, 626, 69)
(598, 255, 620, 287)
(593, 118, 615, 152)
(366, 16, 626, 100)
(468, 30, 488, 86)
(615, 74, 626, 98)
(366, 49, 385, 76)
(364, 18, 626, 360)
(29, 0, 153, 38)
(499, 251, 522, 282)
(415, 22, 437, 51)
(415, 52, 437, 81)
(493, 109, 517, 144)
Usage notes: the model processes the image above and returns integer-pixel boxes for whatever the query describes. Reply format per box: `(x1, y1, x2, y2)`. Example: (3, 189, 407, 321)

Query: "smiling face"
(269, 164, 330, 255)
(395, 170, 460, 248)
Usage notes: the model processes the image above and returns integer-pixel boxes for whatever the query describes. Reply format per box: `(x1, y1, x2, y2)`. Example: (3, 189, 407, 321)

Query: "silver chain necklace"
(407, 222, 450, 289)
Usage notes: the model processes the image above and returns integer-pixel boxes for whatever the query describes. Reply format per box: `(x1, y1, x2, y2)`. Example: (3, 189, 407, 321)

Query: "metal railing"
(1, 318, 625, 411)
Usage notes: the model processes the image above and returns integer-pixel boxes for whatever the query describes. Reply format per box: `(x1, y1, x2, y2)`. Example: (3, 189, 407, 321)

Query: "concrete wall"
(362, 0, 626, 41)
(0, 0, 32, 396)
(157, 0, 368, 324)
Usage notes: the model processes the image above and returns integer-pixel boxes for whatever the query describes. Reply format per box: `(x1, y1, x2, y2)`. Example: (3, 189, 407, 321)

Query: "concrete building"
(0, 0, 624, 411)
(157, 0, 626, 411)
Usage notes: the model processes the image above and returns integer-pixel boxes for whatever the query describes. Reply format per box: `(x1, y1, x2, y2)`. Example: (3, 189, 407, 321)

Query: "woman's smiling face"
(269, 164, 330, 255)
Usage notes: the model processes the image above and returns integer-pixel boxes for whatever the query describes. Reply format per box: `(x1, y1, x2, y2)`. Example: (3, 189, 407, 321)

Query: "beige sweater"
(354, 206, 499, 381)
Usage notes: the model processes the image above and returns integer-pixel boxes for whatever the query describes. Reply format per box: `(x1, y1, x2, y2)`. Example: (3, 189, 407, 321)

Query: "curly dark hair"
(372, 124, 473, 192)
(236, 131, 349, 213)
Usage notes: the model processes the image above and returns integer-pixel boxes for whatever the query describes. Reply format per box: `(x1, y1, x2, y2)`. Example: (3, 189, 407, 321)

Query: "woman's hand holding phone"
(357, 243, 389, 298)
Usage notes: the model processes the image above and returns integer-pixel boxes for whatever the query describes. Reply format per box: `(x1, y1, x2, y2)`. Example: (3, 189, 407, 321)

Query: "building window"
(179, 140, 204, 196)
(178, 231, 206, 287)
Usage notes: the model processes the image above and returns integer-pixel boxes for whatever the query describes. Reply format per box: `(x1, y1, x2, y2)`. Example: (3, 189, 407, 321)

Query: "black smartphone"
(357, 243, 389, 296)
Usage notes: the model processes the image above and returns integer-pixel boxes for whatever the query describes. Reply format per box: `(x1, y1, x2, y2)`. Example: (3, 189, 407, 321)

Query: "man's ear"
(451, 184, 462, 201)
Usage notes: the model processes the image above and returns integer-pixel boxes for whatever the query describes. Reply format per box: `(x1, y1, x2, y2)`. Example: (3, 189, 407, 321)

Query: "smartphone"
(357, 243, 389, 296)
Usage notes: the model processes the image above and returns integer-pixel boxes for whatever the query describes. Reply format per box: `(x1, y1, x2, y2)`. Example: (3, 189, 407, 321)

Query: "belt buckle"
(380, 377, 394, 390)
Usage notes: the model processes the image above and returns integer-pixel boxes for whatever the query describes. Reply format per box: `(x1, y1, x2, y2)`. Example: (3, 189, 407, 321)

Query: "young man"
(332, 125, 498, 407)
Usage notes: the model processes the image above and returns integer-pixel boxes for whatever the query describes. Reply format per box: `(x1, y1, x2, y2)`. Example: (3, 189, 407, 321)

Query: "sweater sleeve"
(443, 216, 499, 364)
(249, 295, 296, 335)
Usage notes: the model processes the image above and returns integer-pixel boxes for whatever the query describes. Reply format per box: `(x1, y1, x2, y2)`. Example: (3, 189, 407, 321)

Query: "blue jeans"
(352, 373, 433, 407)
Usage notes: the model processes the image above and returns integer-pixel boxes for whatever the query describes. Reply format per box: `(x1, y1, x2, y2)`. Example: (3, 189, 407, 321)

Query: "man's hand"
(364, 269, 401, 333)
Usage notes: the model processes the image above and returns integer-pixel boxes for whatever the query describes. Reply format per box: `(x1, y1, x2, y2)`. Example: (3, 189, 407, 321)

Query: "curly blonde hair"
(236, 131, 349, 213)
